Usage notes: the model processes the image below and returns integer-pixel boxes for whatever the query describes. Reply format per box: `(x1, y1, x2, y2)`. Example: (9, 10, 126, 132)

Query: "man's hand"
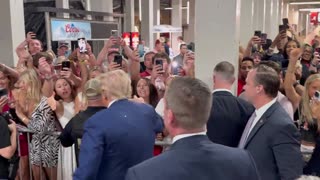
(26, 32, 36, 43)
(248, 36, 261, 47)
(108, 62, 122, 71)
(104, 36, 118, 49)
(38, 57, 52, 75)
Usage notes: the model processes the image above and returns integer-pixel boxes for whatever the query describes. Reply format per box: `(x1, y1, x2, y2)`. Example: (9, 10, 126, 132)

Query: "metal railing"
(16, 125, 172, 180)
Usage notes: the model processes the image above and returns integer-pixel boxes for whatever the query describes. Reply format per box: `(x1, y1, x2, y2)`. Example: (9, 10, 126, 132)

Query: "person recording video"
(0, 115, 17, 179)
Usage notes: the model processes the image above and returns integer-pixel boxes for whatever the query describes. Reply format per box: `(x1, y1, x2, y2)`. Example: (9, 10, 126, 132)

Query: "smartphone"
(282, 18, 289, 29)
(0, 89, 8, 97)
(315, 47, 320, 54)
(279, 25, 286, 33)
(172, 61, 180, 75)
(261, 33, 267, 44)
(155, 59, 163, 70)
(111, 30, 118, 38)
(61, 61, 71, 70)
(114, 55, 123, 65)
(314, 91, 320, 101)
(254, 31, 262, 38)
(78, 38, 87, 53)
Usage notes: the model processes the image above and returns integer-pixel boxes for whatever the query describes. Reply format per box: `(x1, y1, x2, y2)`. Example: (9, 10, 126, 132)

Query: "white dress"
(57, 101, 77, 180)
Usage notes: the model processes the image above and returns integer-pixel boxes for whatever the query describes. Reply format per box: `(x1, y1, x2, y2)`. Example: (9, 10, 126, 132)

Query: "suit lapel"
(244, 102, 280, 147)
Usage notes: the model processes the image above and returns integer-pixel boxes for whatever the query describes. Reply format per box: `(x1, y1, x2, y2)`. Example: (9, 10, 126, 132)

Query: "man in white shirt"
(126, 77, 260, 180)
(239, 65, 303, 180)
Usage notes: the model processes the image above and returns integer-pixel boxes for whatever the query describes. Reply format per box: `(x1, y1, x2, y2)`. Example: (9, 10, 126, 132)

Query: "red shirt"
(140, 71, 151, 78)
(237, 79, 246, 96)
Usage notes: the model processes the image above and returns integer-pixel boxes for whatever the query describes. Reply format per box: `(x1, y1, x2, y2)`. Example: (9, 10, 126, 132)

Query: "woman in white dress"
(50, 77, 78, 180)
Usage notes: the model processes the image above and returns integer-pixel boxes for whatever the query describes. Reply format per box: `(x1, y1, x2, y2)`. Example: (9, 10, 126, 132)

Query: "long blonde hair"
(301, 74, 320, 129)
(18, 69, 42, 106)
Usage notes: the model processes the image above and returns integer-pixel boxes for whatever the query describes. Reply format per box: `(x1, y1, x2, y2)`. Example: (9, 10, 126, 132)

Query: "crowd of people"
(0, 21, 320, 180)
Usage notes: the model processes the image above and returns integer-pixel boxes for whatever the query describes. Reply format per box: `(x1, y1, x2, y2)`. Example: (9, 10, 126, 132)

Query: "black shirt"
(59, 106, 106, 147)
(0, 116, 11, 179)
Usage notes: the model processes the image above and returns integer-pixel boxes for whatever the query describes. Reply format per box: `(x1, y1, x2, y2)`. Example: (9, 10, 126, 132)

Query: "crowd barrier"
(15, 125, 172, 180)
(15, 125, 314, 180)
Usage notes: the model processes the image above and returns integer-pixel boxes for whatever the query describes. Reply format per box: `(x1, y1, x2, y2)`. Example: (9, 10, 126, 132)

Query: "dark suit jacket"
(73, 99, 163, 180)
(244, 102, 303, 180)
(207, 91, 254, 147)
(125, 135, 260, 180)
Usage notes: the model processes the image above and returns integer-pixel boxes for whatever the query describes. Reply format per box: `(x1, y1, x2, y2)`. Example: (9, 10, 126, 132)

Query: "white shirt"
(108, 99, 118, 108)
(172, 131, 206, 144)
(248, 98, 277, 134)
(212, 88, 232, 94)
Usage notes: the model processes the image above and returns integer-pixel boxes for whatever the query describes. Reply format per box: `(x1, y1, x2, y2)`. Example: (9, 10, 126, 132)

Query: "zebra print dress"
(28, 97, 60, 167)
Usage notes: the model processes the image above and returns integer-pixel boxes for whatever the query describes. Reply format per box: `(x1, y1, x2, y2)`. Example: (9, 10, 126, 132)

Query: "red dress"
(2, 91, 29, 156)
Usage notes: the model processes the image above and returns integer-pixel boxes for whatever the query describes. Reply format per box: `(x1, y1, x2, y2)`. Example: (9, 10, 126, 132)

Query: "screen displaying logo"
(51, 19, 92, 41)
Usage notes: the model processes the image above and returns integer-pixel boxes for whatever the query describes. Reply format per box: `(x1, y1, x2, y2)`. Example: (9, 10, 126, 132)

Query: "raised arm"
(284, 48, 302, 111)
(96, 37, 117, 66)
(243, 36, 260, 57)
(38, 57, 54, 98)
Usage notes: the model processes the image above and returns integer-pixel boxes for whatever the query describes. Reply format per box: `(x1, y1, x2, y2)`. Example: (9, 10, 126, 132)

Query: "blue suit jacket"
(126, 135, 260, 180)
(73, 99, 163, 180)
(207, 91, 254, 147)
(244, 102, 303, 180)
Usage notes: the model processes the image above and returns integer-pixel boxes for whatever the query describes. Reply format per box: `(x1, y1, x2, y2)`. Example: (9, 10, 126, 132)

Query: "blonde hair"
(99, 70, 132, 100)
(18, 69, 42, 106)
(301, 74, 320, 129)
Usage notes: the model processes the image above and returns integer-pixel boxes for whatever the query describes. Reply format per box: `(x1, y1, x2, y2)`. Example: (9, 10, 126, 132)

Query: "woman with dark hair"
(135, 78, 159, 108)
(51, 77, 77, 180)
(281, 39, 300, 69)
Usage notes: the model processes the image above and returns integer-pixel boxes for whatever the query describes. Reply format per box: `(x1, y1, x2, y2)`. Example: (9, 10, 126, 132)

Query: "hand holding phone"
(282, 18, 289, 29)
(61, 61, 71, 70)
(254, 31, 262, 38)
(114, 55, 123, 66)
(155, 59, 163, 71)
(26, 32, 36, 42)
(78, 38, 87, 53)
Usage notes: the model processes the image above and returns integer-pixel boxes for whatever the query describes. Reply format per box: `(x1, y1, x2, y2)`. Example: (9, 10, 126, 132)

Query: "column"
(55, 0, 69, 18)
(265, 0, 280, 40)
(239, 0, 254, 47)
(252, 0, 265, 32)
(282, 1, 289, 20)
(195, 0, 241, 93)
(171, 0, 182, 54)
(184, 0, 195, 44)
(141, 0, 159, 49)
(124, 0, 135, 32)
(0, 0, 25, 66)
(90, 0, 113, 21)
(153, 0, 160, 43)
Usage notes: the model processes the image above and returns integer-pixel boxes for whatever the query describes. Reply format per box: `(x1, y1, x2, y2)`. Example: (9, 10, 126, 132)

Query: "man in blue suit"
(73, 70, 163, 180)
(126, 77, 260, 180)
(239, 64, 303, 180)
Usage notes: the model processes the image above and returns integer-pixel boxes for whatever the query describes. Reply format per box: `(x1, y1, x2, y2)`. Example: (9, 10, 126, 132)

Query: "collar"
(108, 99, 119, 108)
(212, 89, 232, 94)
(254, 98, 277, 120)
(172, 131, 206, 144)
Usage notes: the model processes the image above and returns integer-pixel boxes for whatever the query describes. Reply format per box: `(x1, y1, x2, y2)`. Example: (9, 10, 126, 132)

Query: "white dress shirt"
(248, 98, 277, 134)
(172, 131, 207, 144)
(108, 99, 118, 108)
(212, 88, 232, 94)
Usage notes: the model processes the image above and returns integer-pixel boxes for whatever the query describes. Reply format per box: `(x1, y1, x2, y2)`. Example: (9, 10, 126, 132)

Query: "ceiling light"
(290, 2, 320, 5)
(299, 8, 320, 11)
